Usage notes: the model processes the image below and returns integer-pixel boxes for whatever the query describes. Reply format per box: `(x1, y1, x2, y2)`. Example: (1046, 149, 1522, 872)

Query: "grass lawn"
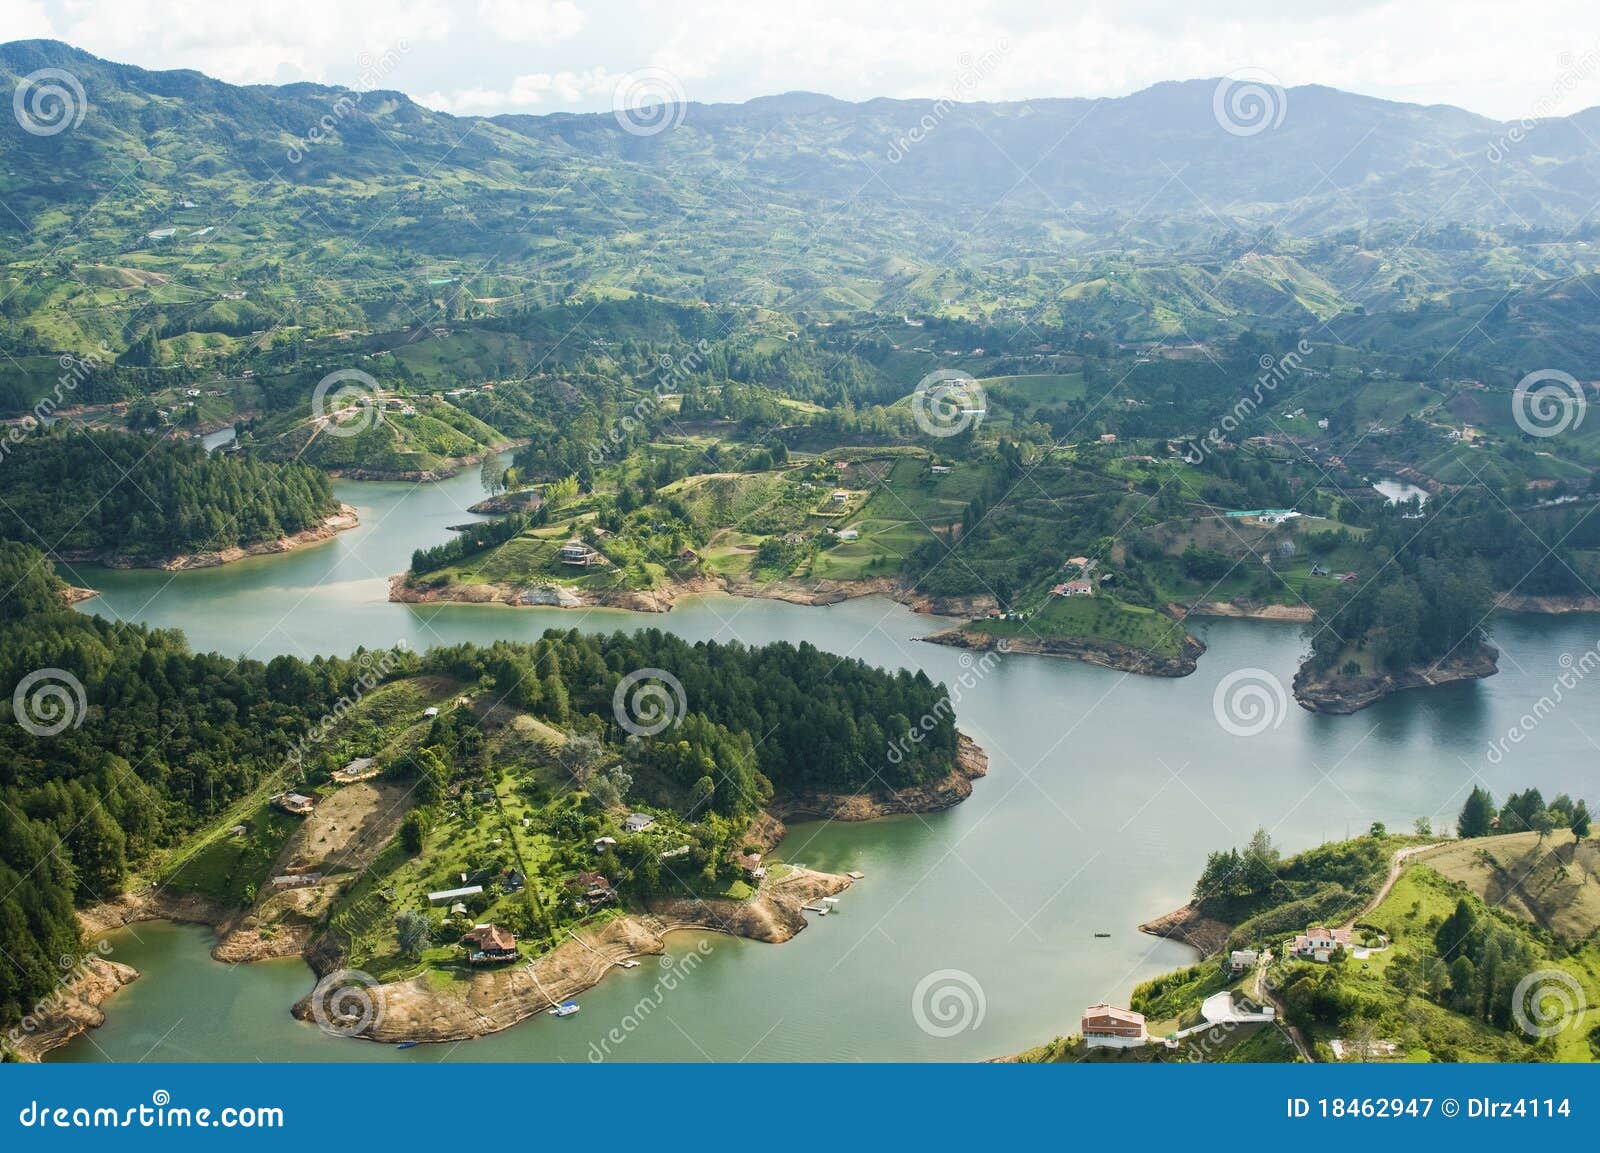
(969, 594, 1189, 657)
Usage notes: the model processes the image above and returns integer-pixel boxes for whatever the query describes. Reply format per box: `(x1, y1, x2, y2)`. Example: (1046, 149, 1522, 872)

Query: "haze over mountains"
(3, 38, 1599, 366)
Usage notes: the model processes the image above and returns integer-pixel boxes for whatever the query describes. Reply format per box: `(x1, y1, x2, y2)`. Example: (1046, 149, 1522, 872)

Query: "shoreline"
(53, 505, 360, 576)
(323, 440, 527, 484)
(33, 736, 990, 1055)
(1137, 903, 1232, 959)
(388, 569, 992, 619)
(1292, 643, 1499, 714)
(919, 624, 1205, 678)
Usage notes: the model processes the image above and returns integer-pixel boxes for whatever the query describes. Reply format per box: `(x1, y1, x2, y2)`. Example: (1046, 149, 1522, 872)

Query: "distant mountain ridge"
(5, 37, 1599, 234)
(3, 38, 1599, 365)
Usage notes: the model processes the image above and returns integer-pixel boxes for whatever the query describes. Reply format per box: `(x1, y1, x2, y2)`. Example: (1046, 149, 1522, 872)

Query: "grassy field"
(968, 594, 1189, 657)
(1420, 831, 1600, 944)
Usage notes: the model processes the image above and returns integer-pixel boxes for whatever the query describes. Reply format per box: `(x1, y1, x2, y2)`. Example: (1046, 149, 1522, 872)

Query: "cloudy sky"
(6, 0, 1600, 121)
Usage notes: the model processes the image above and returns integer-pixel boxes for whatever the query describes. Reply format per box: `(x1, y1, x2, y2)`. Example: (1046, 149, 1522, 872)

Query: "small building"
(269, 872, 323, 890)
(502, 869, 526, 893)
(1052, 579, 1093, 598)
(423, 706, 439, 718)
(831, 490, 850, 504)
(462, 923, 518, 964)
(930, 464, 953, 475)
(1099, 433, 1117, 444)
(428, 884, 484, 906)
(659, 845, 691, 860)
(449, 901, 469, 917)
(593, 836, 618, 852)
(678, 547, 700, 563)
(336, 756, 378, 781)
(1081, 1004, 1148, 1048)
(624, 813, 655, 833)
(569, 871, 614, 906)
(735, 851, 765, 880)
(274, 792, 316, 816)
(836, 528, 859, 541)
(1291, 926, 1346, 963)
(559, 540, 598, 566)
(1225, 949, 1259, 975)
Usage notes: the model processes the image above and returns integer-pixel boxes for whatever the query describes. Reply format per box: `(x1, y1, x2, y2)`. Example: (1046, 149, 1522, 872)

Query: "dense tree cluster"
(409, 509, 544, 574)
(1458, 785, 1590, 840)
(421, 628, 961, 799)
(0, 543, 395, 1030)
(0, 429, 337, 562)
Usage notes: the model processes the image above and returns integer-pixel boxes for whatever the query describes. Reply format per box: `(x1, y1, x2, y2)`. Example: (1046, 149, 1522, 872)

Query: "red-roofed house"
(1081, 1003, 1149, 1048)
(462, 924, 519, 964)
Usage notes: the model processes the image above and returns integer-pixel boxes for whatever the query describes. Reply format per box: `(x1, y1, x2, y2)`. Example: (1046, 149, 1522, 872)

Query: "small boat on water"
(396, 1041, 420, 1050)
(548, 1001, 581, 1018)
(847, 871, 865, 880)
(1094, 932, 1111, 938)
(615, 959, 640, 968)
(802, 902, 828, 913)
(822, 896, 841, 904)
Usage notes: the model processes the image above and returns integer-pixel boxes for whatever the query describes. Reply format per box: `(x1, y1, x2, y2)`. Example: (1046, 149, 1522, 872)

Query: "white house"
(624, 813, 655, 833)
(1291, 926, 1346, 962)
(1226, 949, 1259, 975)
(1081, 1004, 1148, 1049)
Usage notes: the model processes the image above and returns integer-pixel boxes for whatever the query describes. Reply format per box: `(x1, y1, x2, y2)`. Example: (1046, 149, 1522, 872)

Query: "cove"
(52, 465, 1600, 1062)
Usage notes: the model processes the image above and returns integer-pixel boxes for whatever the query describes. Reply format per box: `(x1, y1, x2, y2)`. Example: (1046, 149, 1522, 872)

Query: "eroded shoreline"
(30, 738, 989, 1056)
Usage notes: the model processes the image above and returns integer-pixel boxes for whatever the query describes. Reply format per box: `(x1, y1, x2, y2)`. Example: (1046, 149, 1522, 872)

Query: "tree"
(399, 808, 432, 854)
(1413, 816, 1432, 837)
(1571, 800, 1592, 840)
(557, 734, 603, 784)
(1458, 787, 1495, 838)
(395, 910, 430, 959)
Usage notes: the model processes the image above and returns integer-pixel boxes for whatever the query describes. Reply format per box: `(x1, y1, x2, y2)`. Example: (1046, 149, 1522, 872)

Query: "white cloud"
(52, 0, 453, 86)
(477, 0, 585, 45)
(20, 0, 1600, 121)
(0, 0, 56, 41)
(425, 66, 614, 114)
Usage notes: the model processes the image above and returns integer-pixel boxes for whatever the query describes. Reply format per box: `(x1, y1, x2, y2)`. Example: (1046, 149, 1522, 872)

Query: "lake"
(52, 462, 1600, 1062)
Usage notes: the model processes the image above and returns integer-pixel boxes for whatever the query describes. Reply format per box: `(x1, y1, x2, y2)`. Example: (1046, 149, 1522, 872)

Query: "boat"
(548, 1001, 581, 1018)
(847, 871, 865, 880)
(396, 1041, 420, 1050)
(822, 896, 841, 904)
(1094, 932, 1111, 938)
(801, 902, 828, 913)
(615, 958, 640, 968)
